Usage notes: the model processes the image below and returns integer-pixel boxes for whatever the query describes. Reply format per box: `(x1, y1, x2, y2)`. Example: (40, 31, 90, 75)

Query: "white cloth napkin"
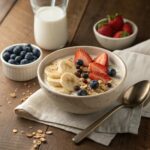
(15, 40, 150, 146)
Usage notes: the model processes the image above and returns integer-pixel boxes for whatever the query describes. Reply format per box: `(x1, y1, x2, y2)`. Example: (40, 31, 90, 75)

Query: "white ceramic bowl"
(0, 43, 43, 81)
(38, 46, 127, 114)
(93, 18, 138, 50)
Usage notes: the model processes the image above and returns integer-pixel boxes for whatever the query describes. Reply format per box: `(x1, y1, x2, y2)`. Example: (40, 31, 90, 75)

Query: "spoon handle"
(72, 104, 124, 144)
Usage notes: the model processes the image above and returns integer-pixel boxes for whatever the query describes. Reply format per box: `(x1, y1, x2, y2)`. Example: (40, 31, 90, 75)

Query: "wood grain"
(0, 0, 90, 149)
(0, 0, 16, 24)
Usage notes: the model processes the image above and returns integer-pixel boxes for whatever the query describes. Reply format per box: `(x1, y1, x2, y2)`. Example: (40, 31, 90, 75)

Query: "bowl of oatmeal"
(37, 46, 126, 114)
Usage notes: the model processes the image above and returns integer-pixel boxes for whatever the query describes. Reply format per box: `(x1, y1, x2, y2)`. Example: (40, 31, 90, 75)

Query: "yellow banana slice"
(60, 72, 79, 92)
(47, 77, 62, 87)
(58, 59, 76, 74)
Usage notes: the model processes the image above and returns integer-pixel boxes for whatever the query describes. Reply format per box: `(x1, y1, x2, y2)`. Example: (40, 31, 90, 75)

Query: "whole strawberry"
(97, 24, 113, 37)
(113, 31, 129, 38)
(123, 22, 133, 34)
(108, 14, 124, 31)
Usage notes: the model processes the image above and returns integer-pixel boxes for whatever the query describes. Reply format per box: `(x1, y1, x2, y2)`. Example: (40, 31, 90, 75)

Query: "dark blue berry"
(20, 59, 29, 64)
(25, 52, 34, 60)
(24, 44, 32, 52)
(77, 89, 88, 96)
(3, 52, 10, 61)
(90, 80, 99, 89)
(81, 73, 89, 79)
(10, 54, 17, 59)
(108, 68, 116, 77)
(33, 48, 40, 58)
(6, 47, 14, 54)
(15, 56, 22, 63)
(8, 59, 16, 64)
(76, 59, 83, 66)
(33, 55, 38, 60)
(20, 51, 26, 58)
(13, 46, 22, 55)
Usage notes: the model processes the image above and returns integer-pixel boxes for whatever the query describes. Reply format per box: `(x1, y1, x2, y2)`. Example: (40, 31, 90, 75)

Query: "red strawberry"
(89, 62, 107, 74)
(113, 31, 129, 38)
(123, 22, 133, 34)
(74, 48, 92, 66)
(94, 52, 108, 66)
(89, 72, 111, 83)
(108, 14, 124, 31)
(97, 24, 113, 37)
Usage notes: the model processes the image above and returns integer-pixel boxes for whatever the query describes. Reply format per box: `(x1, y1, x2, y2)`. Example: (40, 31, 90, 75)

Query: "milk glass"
(30, 0, 68, 50)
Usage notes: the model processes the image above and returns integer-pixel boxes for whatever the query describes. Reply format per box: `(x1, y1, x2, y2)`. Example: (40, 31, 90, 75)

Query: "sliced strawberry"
(123, 22, 133, 34)
(89, 72, 111, 83)
(74, 48, 92, 66)
(89, 62, 107, 74)
(94, 53, 108, 66)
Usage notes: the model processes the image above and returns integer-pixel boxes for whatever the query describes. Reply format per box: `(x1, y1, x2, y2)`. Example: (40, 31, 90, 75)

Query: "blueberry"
(108, 68, 116, 77)
(90, 80, 99, 89)
(8, 59, 16, 64)
(24, 44, 32, 52)
(3, 52, 10, 61)
(6, 47, 14, 54)
(15, 56, 22, 63)
(13, 46, 22, 55)
(20, 59, 29, 64)
(81, 73, 89, 79)
(77, 89, 88, 96)
(20, 51, 26, 58)
(10, 54, 17, 59)
(33, 48, 40, 58)
(33, 55, 38, 60)
(76, 59, 83, 66)
(25, 52, 34, 60)
(74, 85, 80, 91)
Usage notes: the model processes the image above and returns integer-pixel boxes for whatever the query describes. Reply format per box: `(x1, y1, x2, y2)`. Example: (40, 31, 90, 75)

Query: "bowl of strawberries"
(93, 14, 138, 50)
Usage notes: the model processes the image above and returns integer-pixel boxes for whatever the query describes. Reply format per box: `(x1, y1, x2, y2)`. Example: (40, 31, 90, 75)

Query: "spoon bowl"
(123, 80, 150, 106)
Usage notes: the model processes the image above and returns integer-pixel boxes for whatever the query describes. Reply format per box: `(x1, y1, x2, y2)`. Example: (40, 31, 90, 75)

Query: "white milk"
(34, 6, 68, 50)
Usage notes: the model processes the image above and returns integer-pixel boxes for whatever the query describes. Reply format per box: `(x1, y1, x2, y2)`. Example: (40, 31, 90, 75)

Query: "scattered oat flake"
(14, 88, 18, 92)
(36, 140, 42, 146)
(28, 85, 31, 88)
(13, 129, 18, 133)
(33, 82, 36, 86)
(46, 130, 53, 135)
(37, 129, 43, 134)
(26, 90, 30, 93)
(22, 92, 26, 96)
(29, 126, 33, 129)
(26, 133, 33, 138)
(40, 137, 47, 143)
(10, 92, 16, 98)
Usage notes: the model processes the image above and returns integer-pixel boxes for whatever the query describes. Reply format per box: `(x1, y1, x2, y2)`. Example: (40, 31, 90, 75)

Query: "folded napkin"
(15, 40, 150, 146)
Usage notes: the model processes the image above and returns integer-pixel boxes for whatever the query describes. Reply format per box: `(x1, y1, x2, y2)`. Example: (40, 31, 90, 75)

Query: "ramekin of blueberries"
(0, 43, 42, 81)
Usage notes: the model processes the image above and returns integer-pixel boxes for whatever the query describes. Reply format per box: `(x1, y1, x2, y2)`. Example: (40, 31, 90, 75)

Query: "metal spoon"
(72, 80, 150, 144)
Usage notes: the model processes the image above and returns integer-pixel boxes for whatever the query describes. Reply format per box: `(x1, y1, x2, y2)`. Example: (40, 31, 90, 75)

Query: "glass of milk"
(30, 0, 68, 50)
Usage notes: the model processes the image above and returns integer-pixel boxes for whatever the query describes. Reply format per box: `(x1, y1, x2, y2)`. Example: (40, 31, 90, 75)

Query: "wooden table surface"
(0, 0, 150, 150)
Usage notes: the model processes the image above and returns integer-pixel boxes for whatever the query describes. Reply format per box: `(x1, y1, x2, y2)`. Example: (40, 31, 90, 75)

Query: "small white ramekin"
(93, 18, 138, 50)
(0, 43, 43, 81)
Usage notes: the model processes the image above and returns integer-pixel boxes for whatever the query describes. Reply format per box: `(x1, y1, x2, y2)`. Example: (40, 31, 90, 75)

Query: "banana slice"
(44, 65, 61, 79)
(60, 72, 79, 92)
(51, 86, 71, 94)
(47, 77, 62, 87)
(58, 59, 76, 74)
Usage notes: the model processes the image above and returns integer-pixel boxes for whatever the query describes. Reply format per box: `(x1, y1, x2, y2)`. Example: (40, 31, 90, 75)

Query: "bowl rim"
(0, 43, 43, 68)
(37, 46, 127, 98)
(93, 18, 138, 40)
